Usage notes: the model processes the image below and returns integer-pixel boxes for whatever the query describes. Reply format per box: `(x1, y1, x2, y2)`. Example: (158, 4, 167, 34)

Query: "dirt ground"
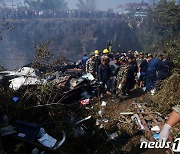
(91, 88, 178, 154)
(0, 83, 179, 154)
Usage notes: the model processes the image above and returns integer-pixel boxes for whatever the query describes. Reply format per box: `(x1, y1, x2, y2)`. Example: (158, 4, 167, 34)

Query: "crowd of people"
(0, 8, 123, 20)
(81, 49, 171, 98)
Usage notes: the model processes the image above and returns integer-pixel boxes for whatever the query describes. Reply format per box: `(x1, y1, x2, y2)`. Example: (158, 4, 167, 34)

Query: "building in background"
(116, 2, 149, 16)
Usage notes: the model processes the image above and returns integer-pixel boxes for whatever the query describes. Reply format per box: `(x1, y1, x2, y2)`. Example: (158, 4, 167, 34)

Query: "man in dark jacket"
(146, 54, 160, 91)
(82, 54, 88, 71)
(109, 56, 120, 93)
(138, 57, 148, 88)
(126, 55, 137, 94)
(98, 56, 112, 94)
(157, 54, 171, 80)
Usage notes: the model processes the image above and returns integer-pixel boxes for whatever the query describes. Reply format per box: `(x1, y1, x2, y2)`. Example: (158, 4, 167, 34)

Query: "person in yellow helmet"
(103, 49, 109, 54)
(94, 50, 101, 79)
(94, 50, 99, 55)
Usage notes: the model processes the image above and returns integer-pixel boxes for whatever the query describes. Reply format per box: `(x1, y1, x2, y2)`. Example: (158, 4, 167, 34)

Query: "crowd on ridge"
(0, 8, 122, 20)
(81, 48, 171, 98)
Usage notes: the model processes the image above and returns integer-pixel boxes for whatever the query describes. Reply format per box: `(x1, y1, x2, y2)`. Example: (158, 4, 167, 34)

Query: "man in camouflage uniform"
(116, 57, 129, 99)
(86, 53, 96, 76)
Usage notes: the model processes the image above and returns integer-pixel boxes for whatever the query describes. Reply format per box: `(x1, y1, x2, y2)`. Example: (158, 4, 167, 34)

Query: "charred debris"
(0, 45, 175, 153)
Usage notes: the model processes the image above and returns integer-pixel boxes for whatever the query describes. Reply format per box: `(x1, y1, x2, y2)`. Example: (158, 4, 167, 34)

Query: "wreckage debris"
(0, 61, 177, 154)
(118, 101, 173, 143)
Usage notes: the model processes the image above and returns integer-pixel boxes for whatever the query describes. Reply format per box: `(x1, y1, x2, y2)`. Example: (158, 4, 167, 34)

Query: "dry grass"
(152, 71, 180, 115)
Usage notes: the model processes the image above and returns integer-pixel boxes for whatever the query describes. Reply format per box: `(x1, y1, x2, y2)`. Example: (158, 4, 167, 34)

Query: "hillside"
(0, 18, 141, 69)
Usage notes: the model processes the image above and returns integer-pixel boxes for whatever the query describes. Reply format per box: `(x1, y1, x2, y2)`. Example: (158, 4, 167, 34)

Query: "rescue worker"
(102, 49, 110, 63)
(153, 52, 157, 58)
(136, 52, 144, 67)
(134, 51, 139, 61)
(86, 52, 95, 76)
(103, 49, 109, 56)
(115, 51, 120, 59)
(81, 53, 88, 70)
(157, 54, 171, 80)
(109, 56, 120, 93)
(94, 50, 101, 79)
(128, 50, 133, 56)
(98, 56, 112, 95)
(146, 54, 160, 91)
(116, 57, 129, 99)
(127, 54, 137, 93)
(144, 53, 148, 59)
(138, 55, 148, 88)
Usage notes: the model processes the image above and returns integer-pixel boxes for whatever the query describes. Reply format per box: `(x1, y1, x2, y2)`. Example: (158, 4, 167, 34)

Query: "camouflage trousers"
(116, 83, 126, 100)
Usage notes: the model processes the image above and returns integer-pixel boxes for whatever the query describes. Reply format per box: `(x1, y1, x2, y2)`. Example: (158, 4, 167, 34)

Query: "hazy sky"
(10, 0, 150, 10)
(67, 0, 150, 10)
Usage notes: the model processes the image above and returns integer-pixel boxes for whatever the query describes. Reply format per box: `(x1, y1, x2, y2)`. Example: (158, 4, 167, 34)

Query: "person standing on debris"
(116, 57, 129, 99)
(82, 53, 88, 71)
(157, 54, 171, 81)
(127, 50, 133, 56)
(145, 54, 160, 92)
(94, 50, 101, 79)
(144, 53, 148, 59)
(103, 49, 110, 56)
(153, 52, 157, 58)
(127, 54, 137, 92)
(115, 51, 120, 59)
(86, 53, 95, 76)
(131, 52, 139, 89)
(136, 52, 144, 67)
(159, 102, 180, 142)
(138, 54, 148, 88)
(134, 51, 139, 61)
(109, 56, 121, 93)
(98, 56, 112, 95)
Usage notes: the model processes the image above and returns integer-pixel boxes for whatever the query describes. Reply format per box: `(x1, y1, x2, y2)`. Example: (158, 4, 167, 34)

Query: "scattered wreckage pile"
(0, 64, 101, 153)
(119, 102, 167, 141)
(0, 64, 176, 153)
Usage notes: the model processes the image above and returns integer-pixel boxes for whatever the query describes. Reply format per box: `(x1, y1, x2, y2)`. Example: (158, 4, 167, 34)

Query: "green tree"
(138, 0, 180, 66)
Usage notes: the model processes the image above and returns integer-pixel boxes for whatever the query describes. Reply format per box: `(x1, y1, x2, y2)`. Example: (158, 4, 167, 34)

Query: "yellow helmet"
(94, 50, 99, 55)
(103, 49, 109, 54)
